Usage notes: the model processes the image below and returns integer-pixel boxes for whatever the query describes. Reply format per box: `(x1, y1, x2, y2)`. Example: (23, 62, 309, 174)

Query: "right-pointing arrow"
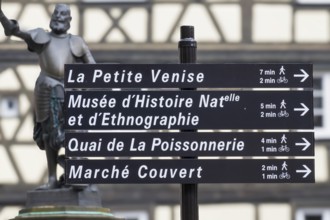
(295, 138, 311, 151)
(294, 103, 309, 116)
(296, 165, 312, 178)
(294, 69, 309, 82)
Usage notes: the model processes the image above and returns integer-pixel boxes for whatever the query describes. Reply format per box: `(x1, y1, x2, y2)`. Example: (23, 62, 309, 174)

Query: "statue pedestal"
(25, 187, 102, 208)
(11, 206, 119, 220)
(10, 187, 121, 220)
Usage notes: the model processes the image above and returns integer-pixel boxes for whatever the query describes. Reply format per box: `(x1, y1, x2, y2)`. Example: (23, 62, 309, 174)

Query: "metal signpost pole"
(179, 25, 198, 220)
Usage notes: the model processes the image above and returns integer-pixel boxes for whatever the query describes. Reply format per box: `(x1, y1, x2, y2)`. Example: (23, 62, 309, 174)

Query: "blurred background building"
(0, 0, 329, 219)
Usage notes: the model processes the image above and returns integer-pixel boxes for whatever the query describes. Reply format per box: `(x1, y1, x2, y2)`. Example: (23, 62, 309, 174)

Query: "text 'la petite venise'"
(67, 69, 205, 84)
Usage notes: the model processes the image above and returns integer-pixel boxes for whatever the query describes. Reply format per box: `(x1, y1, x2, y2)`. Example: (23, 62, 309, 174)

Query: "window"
(306, 215, 322, 220)
(0, 95, 19, 118)
(82, 0, 147, 3)
(112, 211, 149, 220)
(296, 208, 330, 220)
(313, 76, 323, 127)
(313, 73, 330, 140)
(296, 0, 330, 4)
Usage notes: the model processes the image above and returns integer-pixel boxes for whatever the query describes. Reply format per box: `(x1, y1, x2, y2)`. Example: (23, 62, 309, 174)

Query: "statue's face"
(50, 4, 71, 34)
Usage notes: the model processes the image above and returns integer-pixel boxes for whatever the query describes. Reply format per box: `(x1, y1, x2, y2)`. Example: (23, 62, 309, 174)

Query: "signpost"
(63, 26, 314, 220)
(65, 132, 314, 157)
(179, 27, 198, 220)
(66, 159, 314, 184)
(64, 63, 312, 89)
(64, 90, 313, 130)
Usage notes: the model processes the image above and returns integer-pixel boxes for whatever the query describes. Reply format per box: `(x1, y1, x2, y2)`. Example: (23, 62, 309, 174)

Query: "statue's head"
(49, 4, 72, 34)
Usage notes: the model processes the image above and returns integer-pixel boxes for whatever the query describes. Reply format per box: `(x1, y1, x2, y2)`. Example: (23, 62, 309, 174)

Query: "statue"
(0, 2, 96, 189)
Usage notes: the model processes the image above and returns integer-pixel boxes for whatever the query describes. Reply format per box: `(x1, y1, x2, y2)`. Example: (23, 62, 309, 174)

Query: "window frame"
(296, 208, 330, 220)
(314, 72, 330, 140)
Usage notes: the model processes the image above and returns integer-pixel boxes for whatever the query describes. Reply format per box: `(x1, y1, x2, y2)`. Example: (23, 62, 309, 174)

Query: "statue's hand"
(0, 9, 19, 37)
(0, 2, 7, 35)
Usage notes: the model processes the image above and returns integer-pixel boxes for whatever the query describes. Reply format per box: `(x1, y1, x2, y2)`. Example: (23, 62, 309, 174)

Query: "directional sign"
(65, 159, 314, 184)
(64, 64, 313, 89)
(64, 90, 314, 130)
(65, 132, 314, 157)
(63, 62, 314, 186)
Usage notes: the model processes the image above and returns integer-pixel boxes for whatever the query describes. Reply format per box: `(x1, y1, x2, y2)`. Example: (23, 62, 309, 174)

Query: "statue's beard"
(50, 20, 70, 34)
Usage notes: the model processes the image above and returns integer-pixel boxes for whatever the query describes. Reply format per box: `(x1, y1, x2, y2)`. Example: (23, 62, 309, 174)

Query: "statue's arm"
(81, 48, 95, 64)
(0, 10, 31, 41)
(0, 10, 44, 53)
(70, 35, 96, 64)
